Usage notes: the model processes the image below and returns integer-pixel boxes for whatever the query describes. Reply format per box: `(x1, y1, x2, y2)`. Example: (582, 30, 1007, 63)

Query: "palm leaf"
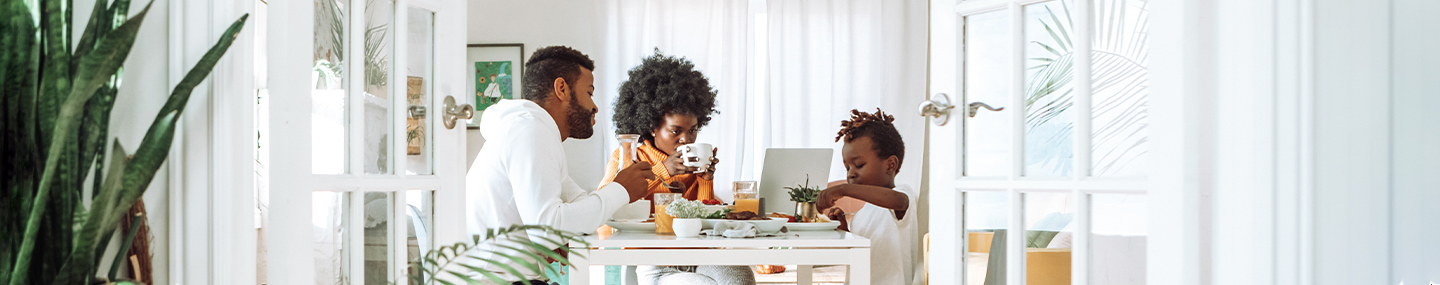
(1020, 0, 1149, 176)
(415, 225, 589, 285)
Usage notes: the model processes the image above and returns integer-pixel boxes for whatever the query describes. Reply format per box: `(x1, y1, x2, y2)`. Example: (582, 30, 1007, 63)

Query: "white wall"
(465, 0, 609, 187)
(1151, 0, 1440, 284)
(1391, 0, 1440, 282)
(73, 0, 175, 284)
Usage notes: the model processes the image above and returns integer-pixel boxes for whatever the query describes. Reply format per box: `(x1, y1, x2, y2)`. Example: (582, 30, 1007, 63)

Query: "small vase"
(672, 218, 703, 238)
(795, 202, 822, 223)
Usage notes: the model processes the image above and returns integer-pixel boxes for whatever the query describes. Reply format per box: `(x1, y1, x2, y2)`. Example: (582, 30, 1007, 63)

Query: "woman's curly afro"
(613, 50, 718, 142)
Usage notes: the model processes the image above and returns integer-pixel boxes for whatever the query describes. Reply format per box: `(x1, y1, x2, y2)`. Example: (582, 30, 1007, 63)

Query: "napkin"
(701, 221, 758, 238)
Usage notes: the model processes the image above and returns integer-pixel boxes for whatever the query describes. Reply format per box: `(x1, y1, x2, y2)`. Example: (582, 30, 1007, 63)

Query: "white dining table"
(566, 230, 872, 285)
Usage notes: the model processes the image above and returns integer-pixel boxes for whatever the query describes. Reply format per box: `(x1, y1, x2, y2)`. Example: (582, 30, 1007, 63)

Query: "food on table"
(769, 212, 797, 223)
(770, 211, 830, 223)
(755, 265, 786, 274)
(701, 199, 724, 205)
(724, 211, 767, 220)
(700, 206, 731, 219)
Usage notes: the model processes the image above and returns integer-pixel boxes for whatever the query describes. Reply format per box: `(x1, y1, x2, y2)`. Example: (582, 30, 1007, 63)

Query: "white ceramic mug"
(676, 143, 714, 171)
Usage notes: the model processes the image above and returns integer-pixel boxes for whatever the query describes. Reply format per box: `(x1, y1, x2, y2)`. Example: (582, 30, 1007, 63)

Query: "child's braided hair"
(835, 108, 906, 169)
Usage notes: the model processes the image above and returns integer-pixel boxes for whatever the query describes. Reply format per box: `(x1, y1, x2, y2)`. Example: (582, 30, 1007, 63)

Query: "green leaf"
(463, 253, 530, 282)
(488, 244, 549, 277)
(1043, 5, 1072, 50)
(107, 213, 143, 279)
(71, 0, 110, 70)
(0, 0, 39, 282)
(36, 0, 74, 153)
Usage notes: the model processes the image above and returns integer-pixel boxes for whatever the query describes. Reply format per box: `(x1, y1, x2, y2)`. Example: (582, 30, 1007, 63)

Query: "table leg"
(568, 248, 590, 285)
(848, 248, 870, 285)
(797, 265, 813, 285)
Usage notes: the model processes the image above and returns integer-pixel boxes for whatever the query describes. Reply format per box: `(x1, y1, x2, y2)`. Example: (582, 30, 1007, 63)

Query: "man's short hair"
(523, 46, 596, 103)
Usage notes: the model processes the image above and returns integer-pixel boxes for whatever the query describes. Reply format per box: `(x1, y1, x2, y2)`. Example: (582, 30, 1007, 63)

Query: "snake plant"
(0, 0, 247, 284)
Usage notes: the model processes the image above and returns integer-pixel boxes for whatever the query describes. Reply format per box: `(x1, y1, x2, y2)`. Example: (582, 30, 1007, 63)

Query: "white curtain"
(764, 0, 928, 187)
(596, 0, 928, 201)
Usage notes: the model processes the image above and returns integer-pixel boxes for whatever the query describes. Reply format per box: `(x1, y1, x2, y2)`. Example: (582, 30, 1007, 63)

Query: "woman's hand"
(700, 148, 720, 180)
(663, 150, 691, 177)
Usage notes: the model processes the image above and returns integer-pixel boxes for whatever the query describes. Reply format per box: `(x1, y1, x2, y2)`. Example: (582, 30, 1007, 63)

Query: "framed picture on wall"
(466, 43, 525, 128)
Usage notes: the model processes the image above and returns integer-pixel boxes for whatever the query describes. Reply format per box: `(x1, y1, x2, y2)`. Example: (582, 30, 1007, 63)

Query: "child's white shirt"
(847, 184, 923, 285)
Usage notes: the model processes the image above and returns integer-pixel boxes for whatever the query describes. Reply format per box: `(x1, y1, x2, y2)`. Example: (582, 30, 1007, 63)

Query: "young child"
(817, 108, 923, 285)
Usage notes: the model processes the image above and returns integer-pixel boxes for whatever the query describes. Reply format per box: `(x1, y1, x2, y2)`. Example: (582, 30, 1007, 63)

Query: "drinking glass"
(733, 181, 759, 215)
(616, 134, 640, 169)
(654, 193, 681, 234)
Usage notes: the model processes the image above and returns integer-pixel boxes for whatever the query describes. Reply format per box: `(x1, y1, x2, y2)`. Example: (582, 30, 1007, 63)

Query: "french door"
(925, 0, 1150, 284)
(263, 0, 467, 283)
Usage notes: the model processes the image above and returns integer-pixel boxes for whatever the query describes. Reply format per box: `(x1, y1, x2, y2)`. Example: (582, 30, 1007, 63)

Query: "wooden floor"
(753, 265, 849, 285)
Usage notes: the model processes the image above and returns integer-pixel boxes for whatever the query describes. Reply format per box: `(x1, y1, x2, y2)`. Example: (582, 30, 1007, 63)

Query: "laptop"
(757, 148, 834, 216)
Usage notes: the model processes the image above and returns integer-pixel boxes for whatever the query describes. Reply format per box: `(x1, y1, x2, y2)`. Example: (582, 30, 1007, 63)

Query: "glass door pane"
(964, 191, 1008, 285)
(1089, 0, 1150, 177)
(313, 191, 350, 284)
(362, 192, 395, 284)
(404, 8, 434, 175)
(1022, 1, 1075, 177)
(314, 0, 349, 175)
(405, 190, 434, 285)
(364, 0, 396, 174)
(1023, 192, 1074, 285)
(963, 10, 1012, 178)
(1090, 193, 1147, 284)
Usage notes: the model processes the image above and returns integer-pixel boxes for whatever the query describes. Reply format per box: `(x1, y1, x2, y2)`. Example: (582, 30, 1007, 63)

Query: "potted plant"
(784, 175, 825, 223)
(1, 0, 248, 284)
(407, 225, 591, 285)
(665, 199, 708, 238)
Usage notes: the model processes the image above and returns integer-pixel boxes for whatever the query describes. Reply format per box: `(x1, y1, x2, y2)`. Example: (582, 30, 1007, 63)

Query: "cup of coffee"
(675, 143, 714, 171)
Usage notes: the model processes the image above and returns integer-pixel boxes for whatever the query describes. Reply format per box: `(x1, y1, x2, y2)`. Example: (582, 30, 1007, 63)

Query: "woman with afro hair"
(598, 50, 721, 202)
(598, 51, 758, 285)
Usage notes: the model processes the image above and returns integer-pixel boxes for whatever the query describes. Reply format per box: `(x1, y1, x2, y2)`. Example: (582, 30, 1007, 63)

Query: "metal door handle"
(966, 102, 1004, 117)
(442, 96, 473, 129)
(918, 93, 956, 126)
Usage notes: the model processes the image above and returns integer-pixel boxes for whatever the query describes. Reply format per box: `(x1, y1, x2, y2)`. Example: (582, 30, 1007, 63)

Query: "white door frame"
(167, 0, 259, 284)
(264, 0, 468, 282)
(162, 0, 467, 283)
(929, 0, 1149, 284)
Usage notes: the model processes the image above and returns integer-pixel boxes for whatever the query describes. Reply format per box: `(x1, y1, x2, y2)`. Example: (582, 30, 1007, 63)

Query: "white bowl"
(672, 219, 703, 237)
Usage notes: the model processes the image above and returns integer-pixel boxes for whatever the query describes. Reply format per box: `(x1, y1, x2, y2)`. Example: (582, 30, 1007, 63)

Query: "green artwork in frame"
(474, 61, 514, 111)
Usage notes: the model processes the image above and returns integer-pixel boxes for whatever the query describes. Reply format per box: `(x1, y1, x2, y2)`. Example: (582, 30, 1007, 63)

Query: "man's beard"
(566, 101, 596, 139)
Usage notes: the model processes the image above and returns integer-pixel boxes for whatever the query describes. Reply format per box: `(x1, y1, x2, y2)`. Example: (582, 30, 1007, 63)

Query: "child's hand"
(816, 185, 847, 210)
(826, 207, 849, 232)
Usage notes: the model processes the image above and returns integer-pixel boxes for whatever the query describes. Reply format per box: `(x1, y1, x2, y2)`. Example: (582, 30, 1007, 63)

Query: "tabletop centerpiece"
(665, 199, 709, 237)
(784, 175, 829, 223)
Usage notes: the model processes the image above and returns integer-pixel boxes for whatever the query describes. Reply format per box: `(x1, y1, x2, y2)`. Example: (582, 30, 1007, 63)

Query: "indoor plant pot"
(672, 218, 702, 237)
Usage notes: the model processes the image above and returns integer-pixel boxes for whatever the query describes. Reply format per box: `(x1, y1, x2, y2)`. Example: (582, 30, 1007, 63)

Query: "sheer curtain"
(597, 0, 927, 201)
(764, 0, 928, 187)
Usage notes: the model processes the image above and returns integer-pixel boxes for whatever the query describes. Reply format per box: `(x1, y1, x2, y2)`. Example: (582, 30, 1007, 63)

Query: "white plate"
(786, 221, 841, 231)
(606, 220, 655, 232)
(702, 219, 786, 234)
